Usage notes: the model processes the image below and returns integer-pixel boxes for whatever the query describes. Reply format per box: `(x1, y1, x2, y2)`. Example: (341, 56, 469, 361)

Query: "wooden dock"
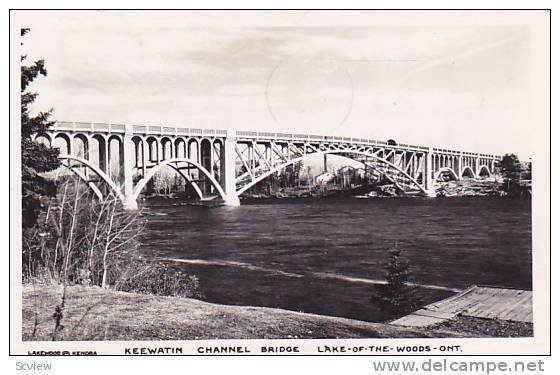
(390, 286, 533, 328)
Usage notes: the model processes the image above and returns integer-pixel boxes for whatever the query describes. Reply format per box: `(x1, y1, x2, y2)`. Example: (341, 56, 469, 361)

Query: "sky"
(16, 11, 538, 159)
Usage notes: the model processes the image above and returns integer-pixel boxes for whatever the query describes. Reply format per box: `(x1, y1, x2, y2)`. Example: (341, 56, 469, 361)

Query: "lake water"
(139, 197, 532, 322)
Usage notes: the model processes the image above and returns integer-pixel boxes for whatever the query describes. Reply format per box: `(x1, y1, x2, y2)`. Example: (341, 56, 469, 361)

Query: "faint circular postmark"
(265, 55, 354, 134)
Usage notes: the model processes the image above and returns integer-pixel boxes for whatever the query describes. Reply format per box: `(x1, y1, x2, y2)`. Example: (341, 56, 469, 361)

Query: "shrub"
(115, 260, 202, 299)
(22, 176, 202, 300)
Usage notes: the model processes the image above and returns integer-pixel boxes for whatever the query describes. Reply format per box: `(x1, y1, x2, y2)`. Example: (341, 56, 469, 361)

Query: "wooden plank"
(390, 286, 533, 327)
(489, 293, 529, 320)
(463, 288, 533, 323)
(390, 309, 454, 327)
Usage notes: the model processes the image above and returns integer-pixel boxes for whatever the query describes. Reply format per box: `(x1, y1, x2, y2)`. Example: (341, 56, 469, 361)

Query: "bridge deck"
(50, 121, 501, 159)
(390, 286, 533, 327)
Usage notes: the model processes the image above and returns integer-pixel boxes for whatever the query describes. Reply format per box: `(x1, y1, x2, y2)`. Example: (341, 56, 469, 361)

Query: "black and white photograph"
(9, 9, 550, 358)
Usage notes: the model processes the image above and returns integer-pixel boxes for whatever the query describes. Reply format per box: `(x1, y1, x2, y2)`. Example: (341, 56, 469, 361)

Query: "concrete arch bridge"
(33, 121, 501, 209)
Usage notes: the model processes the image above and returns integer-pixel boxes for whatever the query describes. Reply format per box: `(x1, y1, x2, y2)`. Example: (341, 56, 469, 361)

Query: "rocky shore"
(434, 177, 506, 197)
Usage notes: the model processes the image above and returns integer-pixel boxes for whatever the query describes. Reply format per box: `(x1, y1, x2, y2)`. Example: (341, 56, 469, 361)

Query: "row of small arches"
(435, 165, 492, 181)
(33, 132, 225, 176)
(432, 153, 496, 174)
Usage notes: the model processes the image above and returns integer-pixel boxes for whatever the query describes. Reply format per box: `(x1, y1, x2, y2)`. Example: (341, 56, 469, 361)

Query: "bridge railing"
(233, 130, 434, 152)
(54, 121, 128, 134)
(52, 121, 229, 139)
(432, 148, 501, 160)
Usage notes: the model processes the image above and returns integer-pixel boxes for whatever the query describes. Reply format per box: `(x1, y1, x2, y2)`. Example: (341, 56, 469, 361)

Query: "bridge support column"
(458, 152, 463, 180)
(222, 132, 240, 206)
(141, 138, 147, 178)
(424, 148, 436, 197)
(475, 155, 480, 179)
(122, 125, 138, 210)
(104, 138, 110, 175)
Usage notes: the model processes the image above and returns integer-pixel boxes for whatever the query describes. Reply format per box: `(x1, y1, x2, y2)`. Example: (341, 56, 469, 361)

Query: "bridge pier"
(458, 152, 463, 180)
(123, 194, 139, 211)
(475, 156, 480, 177)
(122, 124, 136, 210)
(423, 147, 436, 196)
(222, 132, 240, 206)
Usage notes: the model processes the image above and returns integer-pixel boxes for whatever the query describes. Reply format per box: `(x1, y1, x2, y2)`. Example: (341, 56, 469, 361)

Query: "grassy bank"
(23, 283, 476, 341)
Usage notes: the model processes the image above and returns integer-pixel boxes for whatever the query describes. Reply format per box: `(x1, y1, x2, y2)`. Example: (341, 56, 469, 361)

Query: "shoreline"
(141, 178, 530, 202)
(22, 283, 492, 341)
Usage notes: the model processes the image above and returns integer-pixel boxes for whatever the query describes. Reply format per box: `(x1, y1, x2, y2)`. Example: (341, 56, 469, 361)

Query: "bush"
(115, 260, 202, 299)
(22, 176, 144, 287)
(22, 176, 202, 300)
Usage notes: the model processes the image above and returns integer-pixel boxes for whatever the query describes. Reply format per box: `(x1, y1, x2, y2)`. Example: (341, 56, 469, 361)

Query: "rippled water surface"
(139, 197, 532, 322)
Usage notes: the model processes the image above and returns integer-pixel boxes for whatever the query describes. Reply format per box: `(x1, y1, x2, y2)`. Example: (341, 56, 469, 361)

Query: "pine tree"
(372, 247, 418, 319)
(21, 28, 60, 227)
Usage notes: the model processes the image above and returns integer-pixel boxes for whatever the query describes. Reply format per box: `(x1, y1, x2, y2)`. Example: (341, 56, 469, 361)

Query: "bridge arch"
(161, 137, 174, 160)
(33, 132, 52, 146)
(188, 138, 200, 162)
(107, 134, 123, 144)
(144, 136, 158, 162)
(90, 134, 108, 172)
(200, 139, 214, 181)
(107, 135, 124, 181)
(58, 155, 126, 203)
(132, 136, 150, 177)
(132, 157, 226, 201)
(58, 155, 209, 207)
(107, 134, 123, 160)
(53, 133, 72, 154)
(63, 166, 104, 201)
(478, 165, 491, 177)
(174, 137, 187, 159)
(236, 149, 428, 196)
(200, 138, 214, 161)
(131, 135, 144, 166)
(461, 166, 475, 178)
(73, 133, 90, 160)
(434, 167, 459, 182)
